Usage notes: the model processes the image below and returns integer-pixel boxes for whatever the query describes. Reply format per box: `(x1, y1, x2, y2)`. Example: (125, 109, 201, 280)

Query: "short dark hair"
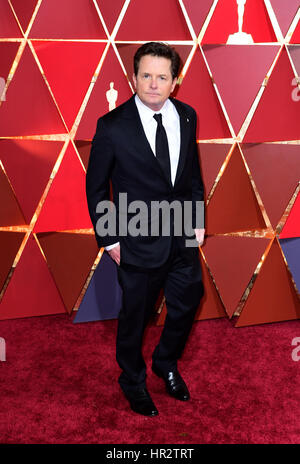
(134, 42, 181, 80)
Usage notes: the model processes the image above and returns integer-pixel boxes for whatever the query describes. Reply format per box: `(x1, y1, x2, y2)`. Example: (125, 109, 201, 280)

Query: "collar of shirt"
(134, 94, 178, 126)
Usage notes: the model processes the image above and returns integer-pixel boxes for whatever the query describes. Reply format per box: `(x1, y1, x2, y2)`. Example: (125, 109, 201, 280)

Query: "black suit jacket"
(86, 95, 204, 268)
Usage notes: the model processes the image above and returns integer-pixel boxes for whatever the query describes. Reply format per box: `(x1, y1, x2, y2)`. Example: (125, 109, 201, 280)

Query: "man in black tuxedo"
(86, 42, 205, 416)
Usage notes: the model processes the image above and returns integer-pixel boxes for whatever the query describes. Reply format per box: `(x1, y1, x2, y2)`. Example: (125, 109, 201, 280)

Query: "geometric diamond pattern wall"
(0, 0, 299, 326)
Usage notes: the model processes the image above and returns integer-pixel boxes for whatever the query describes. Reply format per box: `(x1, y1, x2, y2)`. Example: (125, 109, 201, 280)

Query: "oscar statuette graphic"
(227, 0, 254, 44)
(106, 82, 118, 111)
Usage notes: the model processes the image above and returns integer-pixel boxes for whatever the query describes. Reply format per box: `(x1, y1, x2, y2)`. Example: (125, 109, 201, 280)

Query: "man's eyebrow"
(141, 72, 167, 75)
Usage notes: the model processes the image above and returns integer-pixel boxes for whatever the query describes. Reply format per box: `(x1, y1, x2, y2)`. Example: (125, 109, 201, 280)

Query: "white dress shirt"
(105, 94, 181, 251)
(134, 94, 180, 185)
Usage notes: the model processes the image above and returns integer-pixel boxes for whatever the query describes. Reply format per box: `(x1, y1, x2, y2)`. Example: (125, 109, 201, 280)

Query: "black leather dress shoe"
(124, 387, 159, 416)
(152, 364, 190, 401)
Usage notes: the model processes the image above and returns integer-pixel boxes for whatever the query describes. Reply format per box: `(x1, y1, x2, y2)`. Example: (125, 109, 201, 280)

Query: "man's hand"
(194, 228, 205, 247)
(107, 244, 121, 265)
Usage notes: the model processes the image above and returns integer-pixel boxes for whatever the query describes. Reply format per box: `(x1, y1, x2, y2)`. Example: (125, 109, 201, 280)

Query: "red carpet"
(0, 314, 300, 444)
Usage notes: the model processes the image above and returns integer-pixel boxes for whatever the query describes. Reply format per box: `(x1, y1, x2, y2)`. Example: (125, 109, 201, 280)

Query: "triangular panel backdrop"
(0, 0, 299, 327)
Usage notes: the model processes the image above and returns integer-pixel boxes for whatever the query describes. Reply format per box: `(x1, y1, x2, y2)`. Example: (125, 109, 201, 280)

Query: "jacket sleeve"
(191, 110, 205, 229)
(86, 117, 120, 247)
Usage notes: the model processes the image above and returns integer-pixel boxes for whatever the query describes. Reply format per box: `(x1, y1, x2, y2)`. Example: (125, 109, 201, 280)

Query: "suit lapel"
(171, 98, 190, 187)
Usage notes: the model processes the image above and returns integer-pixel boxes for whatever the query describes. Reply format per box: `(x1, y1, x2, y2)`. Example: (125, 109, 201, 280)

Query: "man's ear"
(171, 77, 178, 93)
(132, 74, 137, 89)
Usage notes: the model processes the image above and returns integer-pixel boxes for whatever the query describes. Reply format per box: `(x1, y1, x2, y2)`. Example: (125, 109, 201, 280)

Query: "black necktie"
(153, 113, 171, 184)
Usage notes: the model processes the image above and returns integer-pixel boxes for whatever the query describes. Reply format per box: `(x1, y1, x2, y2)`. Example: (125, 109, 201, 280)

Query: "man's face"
(133, 55, 177, 111)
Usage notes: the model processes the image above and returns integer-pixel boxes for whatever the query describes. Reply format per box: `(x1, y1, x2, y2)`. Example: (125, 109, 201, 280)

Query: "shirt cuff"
(105, 242, 120, 251)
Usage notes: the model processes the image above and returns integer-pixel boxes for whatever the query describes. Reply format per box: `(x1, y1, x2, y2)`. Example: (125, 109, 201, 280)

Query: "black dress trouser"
(116, 236, 204, 394)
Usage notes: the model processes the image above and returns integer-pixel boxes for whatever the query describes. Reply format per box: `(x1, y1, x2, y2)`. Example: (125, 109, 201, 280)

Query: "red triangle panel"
(176, 47, 231, 140)
(236, 239, 300, 326)
(34, 143, 93, 232)
(196, 253, 227, 321)
(0, 42, 20, 86)
(182, 0, 214, 36)
(0, 45, 66, 136)
(198, 143, 231, 197)
(116, 0, 192, 40)
(0, 1, 22, 38)
(0, 166, 25, 226)
(203, 45, 279, 134)
(33, 41, 107, 131)
(0, 231, 25, 293)
(205, 145, 267, 234)
(10, 0, 38, 34)
(242, 143, 300, 229)
(288, 45, 300, 77)
(244, 48, 300, 142)
(0, 235, 66, 320)
(37, 232, 98, 313)
(29, 0, 107, 39)
(0, 140, 63, 223)
(95, 0, 125, 33)
(202, 235, 269, 317)
(74, 141, 91, 170)
(270, 0, 300, 37)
